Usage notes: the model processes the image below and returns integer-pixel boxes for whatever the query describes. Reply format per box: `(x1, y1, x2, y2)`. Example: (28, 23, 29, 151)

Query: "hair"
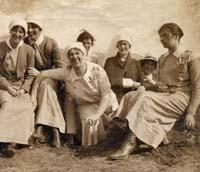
(158, 23, 184, 40)
(77, 30, 95, 45)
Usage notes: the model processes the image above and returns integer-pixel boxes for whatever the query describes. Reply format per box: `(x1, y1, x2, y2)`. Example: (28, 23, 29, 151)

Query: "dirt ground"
(0, 124, 200, 172)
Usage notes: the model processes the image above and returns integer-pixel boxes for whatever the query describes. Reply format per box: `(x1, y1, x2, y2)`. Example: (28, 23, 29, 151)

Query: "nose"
(160, 36, 164, 42)
(15, 31, 21, 37)
(28, 26, 33, 32)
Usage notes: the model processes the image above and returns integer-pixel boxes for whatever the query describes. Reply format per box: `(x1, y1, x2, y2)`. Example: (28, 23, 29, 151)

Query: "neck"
(9, 39, 19, 49)
(168, 43, 179, 54)
(119, 53, 129, 62)
(74, 63, 87, 76)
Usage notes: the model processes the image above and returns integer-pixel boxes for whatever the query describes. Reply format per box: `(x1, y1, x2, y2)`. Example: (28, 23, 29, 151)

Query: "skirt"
(33, 78, 65, 133)
(0, 90, 35, 144)
(114, 90, 190, 148)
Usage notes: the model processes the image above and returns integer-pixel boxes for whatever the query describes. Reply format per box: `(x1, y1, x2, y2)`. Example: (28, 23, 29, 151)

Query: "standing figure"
(0, 18, 35, 157)
(25, 16, 65, 148)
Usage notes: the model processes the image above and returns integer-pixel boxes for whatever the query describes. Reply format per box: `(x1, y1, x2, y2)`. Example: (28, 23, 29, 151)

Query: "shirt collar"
(6, 38, 23, 50)
(67, 61, 93, 81)
(35, 33, 44, 46)
(165, 46, 185, 58)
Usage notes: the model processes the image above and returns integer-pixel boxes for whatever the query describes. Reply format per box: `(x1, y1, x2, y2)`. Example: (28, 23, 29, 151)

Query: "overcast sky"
(0, 0, 200, 57)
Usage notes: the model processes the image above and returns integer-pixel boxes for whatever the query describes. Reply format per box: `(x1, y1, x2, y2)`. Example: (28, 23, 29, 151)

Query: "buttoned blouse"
(158, 48, 200, 115)
(65, 62, 111, 105)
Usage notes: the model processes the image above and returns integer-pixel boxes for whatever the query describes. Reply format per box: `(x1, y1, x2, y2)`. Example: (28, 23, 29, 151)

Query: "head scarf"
(106, 28, 134, 57)
(65, 42, 86, 57)
(9, 18, 27, 35)
(25, 15, 44, 30)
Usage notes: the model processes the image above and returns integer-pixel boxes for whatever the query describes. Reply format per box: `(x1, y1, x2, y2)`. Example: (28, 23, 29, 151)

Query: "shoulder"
(105, 56, 116, 63)
(44, 36, 58, 45)
(0, 41, 7, 49)
(130, 53, 143, 60)
(158, 53, 168, 64)
(0, 41, 8, 55)
(20, 43, 35, 56)
(87, 62, 106, 75)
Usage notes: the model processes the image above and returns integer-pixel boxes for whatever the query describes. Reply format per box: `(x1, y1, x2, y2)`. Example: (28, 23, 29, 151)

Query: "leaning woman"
(0, 18, 35, 157)
(109, 23, 200, 160)
(32, 42, 118, 146)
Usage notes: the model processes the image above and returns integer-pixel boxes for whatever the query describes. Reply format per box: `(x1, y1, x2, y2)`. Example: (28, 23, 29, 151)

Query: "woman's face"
(10, 26, 25, 45)
(82, 38, 93, 52)
(117, 40, 130, 56)
(67, 48, 84, 67)
(159, 28, 179, 49)
(27, 23, 41, 41)
(142, 60, 157, 75)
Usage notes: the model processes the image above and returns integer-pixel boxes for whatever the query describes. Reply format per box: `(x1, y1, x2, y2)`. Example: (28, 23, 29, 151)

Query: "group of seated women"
(0, 17, 200, 160)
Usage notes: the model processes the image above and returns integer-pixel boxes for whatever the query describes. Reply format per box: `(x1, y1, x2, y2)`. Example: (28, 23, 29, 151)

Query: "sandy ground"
(0, 123, 200, 172)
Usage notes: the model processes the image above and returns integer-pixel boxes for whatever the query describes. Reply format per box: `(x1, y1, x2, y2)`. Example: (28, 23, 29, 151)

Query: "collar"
(6, 38, 23, 50)
(28, 33, 44, 46)
(116, 52, 131, 68)
(35, 33, 44, 46)
(67, 61, 94, 81)
(165, 46, 185, 58)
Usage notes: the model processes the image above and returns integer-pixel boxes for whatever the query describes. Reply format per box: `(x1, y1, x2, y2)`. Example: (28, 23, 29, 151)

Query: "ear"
(175, 35, 180, 41)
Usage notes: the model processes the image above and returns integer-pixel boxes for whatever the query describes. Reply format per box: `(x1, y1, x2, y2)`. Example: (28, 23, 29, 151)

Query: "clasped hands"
(7, 86, 25, 97)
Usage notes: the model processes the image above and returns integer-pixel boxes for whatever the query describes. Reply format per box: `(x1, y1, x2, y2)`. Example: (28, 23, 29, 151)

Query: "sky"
(0, 0, 200, 57)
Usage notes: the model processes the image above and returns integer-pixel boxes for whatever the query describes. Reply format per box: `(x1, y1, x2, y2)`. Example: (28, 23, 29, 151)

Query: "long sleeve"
(21, 49, 35, 92)
(104, 58, 123, 88)
(186, 56, 200, 115)
(0, 75, 10, 90)
(52, 39, 63, 68)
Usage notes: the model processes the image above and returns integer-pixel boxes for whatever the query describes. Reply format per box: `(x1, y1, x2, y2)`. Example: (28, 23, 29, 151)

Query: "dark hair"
(77, 30, 95, 45)
(158, 23, 184, 40)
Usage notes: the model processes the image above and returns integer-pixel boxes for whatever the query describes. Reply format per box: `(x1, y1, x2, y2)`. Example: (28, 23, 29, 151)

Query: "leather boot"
(33, 125, 45, 143)
(3, 143, 16, 158)
(52, 128, 61, 148)
(110, 132, 137, 160)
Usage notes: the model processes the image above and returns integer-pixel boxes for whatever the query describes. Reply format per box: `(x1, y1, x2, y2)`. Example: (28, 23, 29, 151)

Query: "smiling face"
(159, 28, 179, 49)
(27, 22, 41, 41)
(10, 25, 25, 46)
(116, 40, 131, 56)
(67, 48, 84, 68)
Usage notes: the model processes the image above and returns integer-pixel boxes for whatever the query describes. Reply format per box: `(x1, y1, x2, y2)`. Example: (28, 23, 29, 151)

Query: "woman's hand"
(7, 86, 18, 97)
(28, 67, 40, 77)
(86, 114, 101, 125)
(185, 113, 195, 129)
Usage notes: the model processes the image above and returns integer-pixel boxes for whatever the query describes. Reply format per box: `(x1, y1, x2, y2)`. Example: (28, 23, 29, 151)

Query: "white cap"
(25, 15, 44, 30)
(106, 28, 134, 57)
(65, 42, 86, 57)
(9, 18, 27, 35)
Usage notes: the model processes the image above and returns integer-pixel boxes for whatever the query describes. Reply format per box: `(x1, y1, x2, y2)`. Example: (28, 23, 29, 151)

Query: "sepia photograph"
(0, 0, 200, 171)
